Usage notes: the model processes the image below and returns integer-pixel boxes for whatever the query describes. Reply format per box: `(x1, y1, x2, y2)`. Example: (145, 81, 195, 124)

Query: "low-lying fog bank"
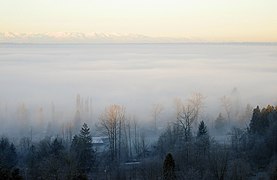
(0, 43, 276, 140)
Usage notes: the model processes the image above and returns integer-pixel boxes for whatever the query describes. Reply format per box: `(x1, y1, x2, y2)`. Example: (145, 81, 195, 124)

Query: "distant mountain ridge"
(0, 32, 192, 43)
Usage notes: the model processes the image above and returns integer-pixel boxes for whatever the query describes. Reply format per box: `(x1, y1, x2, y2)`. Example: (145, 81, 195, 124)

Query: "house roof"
(92, 137, 104, 144)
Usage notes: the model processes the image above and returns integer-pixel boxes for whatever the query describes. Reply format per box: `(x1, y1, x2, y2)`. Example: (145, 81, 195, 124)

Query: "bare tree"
(188, 93, 205, 128)
(139, 132, 149, 159)
(126, 118, 133, 159)
(209, 145, 229, 180)
(173, 97, 183, 119)
(221, 96, 232, 125)
(100, 104, 126, 162)
(151, 103, 164, 131)
(238, 104, 253, 127)
(175, 93, 205, 142)
(178, 104, 198, 141)
(133, 119, 140, 157)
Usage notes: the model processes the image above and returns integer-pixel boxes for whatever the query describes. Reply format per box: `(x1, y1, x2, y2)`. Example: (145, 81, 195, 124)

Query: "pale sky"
(1, 0, 277, 42)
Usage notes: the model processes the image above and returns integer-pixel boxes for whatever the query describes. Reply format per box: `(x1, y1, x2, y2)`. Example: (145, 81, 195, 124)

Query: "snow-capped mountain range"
(0, 32, 191, 43)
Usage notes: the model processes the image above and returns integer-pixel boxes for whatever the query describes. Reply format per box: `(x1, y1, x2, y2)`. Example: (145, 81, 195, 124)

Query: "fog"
(0, 43, 277, 138)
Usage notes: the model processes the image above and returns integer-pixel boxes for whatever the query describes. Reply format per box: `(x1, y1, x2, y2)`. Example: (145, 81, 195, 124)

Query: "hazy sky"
(1, 0, 277, 42)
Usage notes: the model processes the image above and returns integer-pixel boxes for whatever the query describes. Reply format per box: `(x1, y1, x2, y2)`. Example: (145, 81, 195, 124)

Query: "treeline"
(0, 90, 252, 140)
(1, 105, 277, 179)
(155, 105, 277, 179)
(0, 124, 95, 179)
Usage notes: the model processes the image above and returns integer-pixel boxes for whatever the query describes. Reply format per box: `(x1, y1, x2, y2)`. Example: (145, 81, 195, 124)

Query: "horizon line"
(1, 42, 277, 45)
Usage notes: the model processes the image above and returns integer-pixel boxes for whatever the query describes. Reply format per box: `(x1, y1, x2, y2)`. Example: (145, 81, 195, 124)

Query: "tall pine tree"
(71, 123, 95, 174)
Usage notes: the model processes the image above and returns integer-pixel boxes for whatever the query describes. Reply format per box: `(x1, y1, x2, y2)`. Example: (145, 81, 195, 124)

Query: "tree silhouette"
(0, 137, 17, 169)
(71, 123, 95, 174)
(163, 153, 176, 180)
(0, 137, 23, 179)
(215, 113, 225, 131)
(100, 104, 126, 162)
(196, 121, 210, 156)
(197, 120, 208, 137)
(249, 106, 261, 134)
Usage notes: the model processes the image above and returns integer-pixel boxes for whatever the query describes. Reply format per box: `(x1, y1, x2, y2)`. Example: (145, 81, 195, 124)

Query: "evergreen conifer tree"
(71, 123, 95, 174)
(196, 121, 210, 155)
(197, 121, 208, 137)
(249, 106, 261, 134)
(215, 113, 225, 130)
(163, 153, 176, 180)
